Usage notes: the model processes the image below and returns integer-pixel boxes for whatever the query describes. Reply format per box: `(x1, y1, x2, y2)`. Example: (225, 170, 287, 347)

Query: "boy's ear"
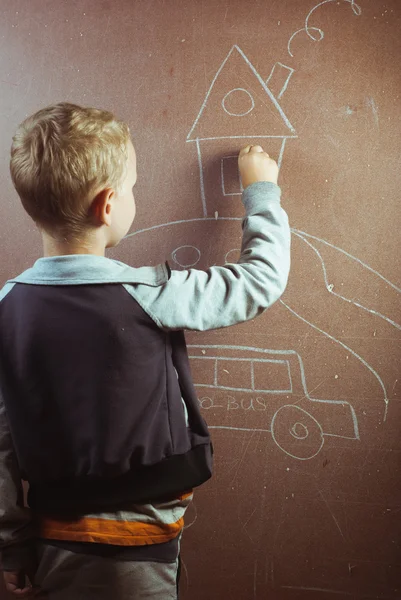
(90, 188, 114, 226)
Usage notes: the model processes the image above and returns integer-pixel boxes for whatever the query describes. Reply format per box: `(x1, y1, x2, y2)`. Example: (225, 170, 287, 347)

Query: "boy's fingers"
(4, 570, 20, 588)
(5, 584, 34, 597)
(4, 571, 38, 597)
(6, 586, 38, 598)
(239, 145, 252, 156)
(239, 145, 269, 158)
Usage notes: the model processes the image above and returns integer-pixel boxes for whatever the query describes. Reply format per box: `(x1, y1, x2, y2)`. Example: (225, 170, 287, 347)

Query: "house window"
(221, 88, 255, 117)
(221, 156, 244, 196)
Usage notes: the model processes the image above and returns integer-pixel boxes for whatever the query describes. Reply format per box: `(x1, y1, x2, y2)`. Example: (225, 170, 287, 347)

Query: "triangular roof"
(187, 45, 296, 141)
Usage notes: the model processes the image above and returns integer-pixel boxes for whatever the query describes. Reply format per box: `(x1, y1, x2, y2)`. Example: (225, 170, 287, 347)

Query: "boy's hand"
(238, 145, 279, 189)
(3, 570, 40, 597)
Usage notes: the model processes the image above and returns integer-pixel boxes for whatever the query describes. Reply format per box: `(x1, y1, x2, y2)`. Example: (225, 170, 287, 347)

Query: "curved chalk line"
(288, 0, 362, 58)
(292, 231, 401, 330)
(280, 300, 389, 421)
(293, 229, 400, 293)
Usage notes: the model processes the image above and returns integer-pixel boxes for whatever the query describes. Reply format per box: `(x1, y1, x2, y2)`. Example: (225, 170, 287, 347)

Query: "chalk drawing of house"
(186, 45, 298, 217)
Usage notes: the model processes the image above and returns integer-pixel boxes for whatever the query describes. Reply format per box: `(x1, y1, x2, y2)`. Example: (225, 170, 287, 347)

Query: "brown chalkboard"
(1, 1, 400, 598)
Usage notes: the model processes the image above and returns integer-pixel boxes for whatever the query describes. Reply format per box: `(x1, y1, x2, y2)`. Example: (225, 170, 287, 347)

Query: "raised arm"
(124, 145, 291, 331)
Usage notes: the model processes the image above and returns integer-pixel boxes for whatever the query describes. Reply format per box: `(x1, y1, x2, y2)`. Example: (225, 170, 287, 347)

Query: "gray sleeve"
(124, 181, 291, 331)
(0, 391, 36, 572)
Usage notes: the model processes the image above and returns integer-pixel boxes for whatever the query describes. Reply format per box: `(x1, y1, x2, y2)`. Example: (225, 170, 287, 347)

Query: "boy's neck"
(42, 231, 107, 257)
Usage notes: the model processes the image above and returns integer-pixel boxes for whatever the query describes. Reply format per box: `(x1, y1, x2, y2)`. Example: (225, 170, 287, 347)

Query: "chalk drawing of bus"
(188, 344, 360, 460)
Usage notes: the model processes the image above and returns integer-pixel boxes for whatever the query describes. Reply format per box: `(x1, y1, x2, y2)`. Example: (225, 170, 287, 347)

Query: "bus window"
(217, 359, 252, 390)
(189, 357, 216, 386)
(252, 359, 292, 393)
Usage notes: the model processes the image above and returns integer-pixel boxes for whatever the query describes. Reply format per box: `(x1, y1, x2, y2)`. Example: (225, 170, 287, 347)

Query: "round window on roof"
(222, 88, 255, 117)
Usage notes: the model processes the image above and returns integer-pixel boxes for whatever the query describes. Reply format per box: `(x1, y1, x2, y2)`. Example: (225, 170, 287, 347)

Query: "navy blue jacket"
(0, 181, 290, 566)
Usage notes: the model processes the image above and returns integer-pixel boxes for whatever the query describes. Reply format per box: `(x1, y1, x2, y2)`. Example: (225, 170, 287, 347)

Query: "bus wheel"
(271, 405, 324, 460)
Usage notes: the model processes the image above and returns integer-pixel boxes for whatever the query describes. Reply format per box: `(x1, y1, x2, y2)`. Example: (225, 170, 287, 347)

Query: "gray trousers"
(33, 541, 181, 599)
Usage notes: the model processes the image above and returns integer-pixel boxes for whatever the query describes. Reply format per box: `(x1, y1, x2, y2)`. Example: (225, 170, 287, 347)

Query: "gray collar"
(8, 255, 169, 287)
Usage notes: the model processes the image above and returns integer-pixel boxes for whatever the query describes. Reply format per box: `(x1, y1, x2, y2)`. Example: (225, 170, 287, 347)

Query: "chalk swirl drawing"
(287, 0, 362, 58)
(271, 405, 324, 459)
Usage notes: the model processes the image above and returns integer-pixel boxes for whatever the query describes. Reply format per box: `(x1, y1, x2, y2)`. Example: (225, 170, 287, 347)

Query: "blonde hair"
(10, 102, 130, 237)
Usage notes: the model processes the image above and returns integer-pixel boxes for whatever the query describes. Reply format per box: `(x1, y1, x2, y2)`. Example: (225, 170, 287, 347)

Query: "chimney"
(266, 62, 295, 100)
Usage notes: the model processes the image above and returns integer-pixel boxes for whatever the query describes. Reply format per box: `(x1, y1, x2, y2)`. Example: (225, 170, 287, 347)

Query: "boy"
(0, 102, 290, 599)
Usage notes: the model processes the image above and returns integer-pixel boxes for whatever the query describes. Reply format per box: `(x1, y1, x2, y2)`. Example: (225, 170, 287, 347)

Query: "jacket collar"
(8, 255, 169, 287)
